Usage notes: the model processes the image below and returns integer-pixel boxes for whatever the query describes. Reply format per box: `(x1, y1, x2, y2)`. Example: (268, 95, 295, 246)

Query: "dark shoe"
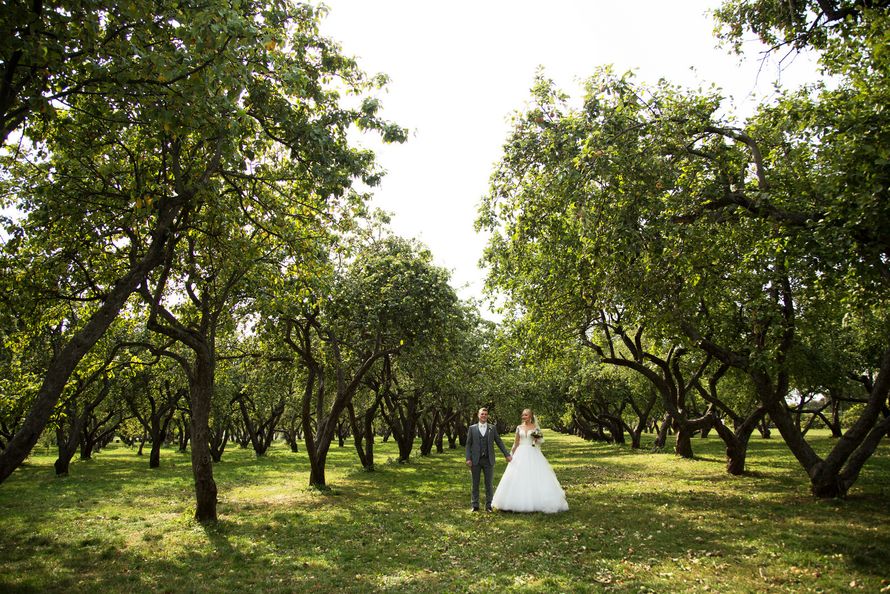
(472, 506, 480, 512)
(486, 505, 493, 512)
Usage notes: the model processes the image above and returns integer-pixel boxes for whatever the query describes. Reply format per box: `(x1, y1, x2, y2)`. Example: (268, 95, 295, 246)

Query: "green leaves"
(334, 236, 457, 349)
(0, 0, 414, 483)
(480, 21, 889, 434)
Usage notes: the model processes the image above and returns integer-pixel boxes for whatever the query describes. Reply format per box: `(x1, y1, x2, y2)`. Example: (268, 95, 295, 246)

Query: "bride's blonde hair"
(522, 408, 539, 428)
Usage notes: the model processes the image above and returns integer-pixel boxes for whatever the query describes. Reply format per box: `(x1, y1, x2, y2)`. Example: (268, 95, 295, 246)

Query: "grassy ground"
(0, 430, 888, 593)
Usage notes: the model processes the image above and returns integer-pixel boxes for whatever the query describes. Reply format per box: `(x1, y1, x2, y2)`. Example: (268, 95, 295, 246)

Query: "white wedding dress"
(491, 427, 569, 513)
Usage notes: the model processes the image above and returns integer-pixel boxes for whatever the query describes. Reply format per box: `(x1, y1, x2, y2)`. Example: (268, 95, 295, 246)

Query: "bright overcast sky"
(318, 1, 818, 317)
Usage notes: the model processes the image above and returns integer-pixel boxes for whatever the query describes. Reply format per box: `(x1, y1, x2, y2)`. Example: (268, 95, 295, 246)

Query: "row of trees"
(478, 0, 889, 497)
(2, 0, 887, 526)
(0, 0, 548, 524)
(0, 0, 483, 522)
(15, 234, 504, 480)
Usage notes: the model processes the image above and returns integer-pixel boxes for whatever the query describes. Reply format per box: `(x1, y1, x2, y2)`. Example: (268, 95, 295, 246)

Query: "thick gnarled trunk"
(348, 392, 384, 471)
(758, 347, 890, 498)
(0, 200, 181, 484)
(711, 408, 767, 475)
(382, 388, 419, 463)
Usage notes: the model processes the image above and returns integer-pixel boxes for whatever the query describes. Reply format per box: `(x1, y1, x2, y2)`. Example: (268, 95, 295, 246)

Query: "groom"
(465, 407, 512, 511)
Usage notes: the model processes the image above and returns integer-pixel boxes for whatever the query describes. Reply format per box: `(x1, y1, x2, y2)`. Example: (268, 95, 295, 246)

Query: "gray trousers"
(470, 456, 494, 508)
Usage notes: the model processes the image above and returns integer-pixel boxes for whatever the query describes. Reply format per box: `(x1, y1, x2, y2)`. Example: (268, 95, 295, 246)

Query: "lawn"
(0, 430, 888, 593)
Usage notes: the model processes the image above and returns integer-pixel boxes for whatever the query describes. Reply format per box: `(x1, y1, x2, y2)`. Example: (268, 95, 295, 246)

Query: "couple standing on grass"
(464, 407, 569, 513)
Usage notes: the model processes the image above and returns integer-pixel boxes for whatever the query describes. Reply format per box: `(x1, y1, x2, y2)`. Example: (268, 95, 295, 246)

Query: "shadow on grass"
(1, 432, 888, 593)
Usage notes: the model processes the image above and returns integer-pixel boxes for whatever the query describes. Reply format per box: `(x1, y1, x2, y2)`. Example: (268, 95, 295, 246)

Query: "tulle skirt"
(492, 444, 568, 513)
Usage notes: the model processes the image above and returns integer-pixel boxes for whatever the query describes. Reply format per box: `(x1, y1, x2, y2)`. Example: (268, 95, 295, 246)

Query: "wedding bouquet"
(530, 429, 543, 447)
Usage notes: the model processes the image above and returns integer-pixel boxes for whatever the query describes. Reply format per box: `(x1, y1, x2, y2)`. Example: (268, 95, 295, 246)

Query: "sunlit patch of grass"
(0, 430, 888, 592)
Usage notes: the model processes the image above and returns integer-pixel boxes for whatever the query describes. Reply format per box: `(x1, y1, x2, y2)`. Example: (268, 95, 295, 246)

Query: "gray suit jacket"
(465, 423, 511, 466)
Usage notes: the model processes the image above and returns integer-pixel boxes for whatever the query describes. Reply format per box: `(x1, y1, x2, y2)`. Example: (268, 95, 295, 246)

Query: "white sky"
(318, 1, 819, 317)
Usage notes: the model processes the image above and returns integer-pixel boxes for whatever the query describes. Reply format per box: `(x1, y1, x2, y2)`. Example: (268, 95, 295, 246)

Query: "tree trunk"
(348, 396, 382, 471)
(309, 415, 339, 489)
(337, 419, 347, 448)
(628, 388, 658, 449)
(606, 416, 626, 445)
(308, 415, 332, 488)
(725, 439, 749, 475)
(149, 438, 163, 469)
(675, 424, 694, 458)
(129, 383, 182, 469)
(456, 418, 467, 447)
(189, 350, 217, 522)
(234, 394, 283, 458)
(0, 201, 180, 484)
(805, 349, 890, 497)
(757, 416, 772, 438)
(676, 412, 717, 458)
(308, 454, 327, 486)
(54, 426, 79, 477)
(288, 315, 394, 488)
(396, 434, 413, 461)
(80, 440, 95, 461)
(435, 413, 454, 454)
(654, 413, 672, 450)
(446, 419, 458, 448)
(54, 401, 87, 476)
(362, 409, 376, 470)
(711, 408, 766, 475)
(177, 418, 190, 452)
(81, 418, 119, 460)
(301, 366, 329, 489)
(53, 456, 72, 477)
(828, 390, 844, 438)
(209, 425, 229, 463)
(280, 429, 299, 453)
(278, 406, 302, 454)
(302, 354, 377, 488)
(419, 410, 438, 456)
(384, 391, 418, 463)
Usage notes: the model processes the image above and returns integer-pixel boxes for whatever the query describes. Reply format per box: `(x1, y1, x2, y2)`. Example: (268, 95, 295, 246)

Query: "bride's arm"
(511, 430, 520, 455)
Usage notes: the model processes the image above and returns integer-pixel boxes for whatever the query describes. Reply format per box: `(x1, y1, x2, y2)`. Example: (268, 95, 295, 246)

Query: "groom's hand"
(506, 455, 513, 463)
(465, 459, 472, 468)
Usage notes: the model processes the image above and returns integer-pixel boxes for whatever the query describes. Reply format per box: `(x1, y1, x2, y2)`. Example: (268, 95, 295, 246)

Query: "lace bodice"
(516, 426, 541, 447)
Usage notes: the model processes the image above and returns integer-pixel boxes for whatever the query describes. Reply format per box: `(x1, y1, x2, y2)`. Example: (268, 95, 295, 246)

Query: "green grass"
(1, 431, 888, 593)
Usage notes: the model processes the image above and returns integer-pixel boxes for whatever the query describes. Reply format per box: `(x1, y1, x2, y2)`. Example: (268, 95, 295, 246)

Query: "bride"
(492, 408, 569, 513)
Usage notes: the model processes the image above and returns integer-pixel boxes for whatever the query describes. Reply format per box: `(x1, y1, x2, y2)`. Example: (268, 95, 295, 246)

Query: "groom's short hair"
(478, 407, 488, 414)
